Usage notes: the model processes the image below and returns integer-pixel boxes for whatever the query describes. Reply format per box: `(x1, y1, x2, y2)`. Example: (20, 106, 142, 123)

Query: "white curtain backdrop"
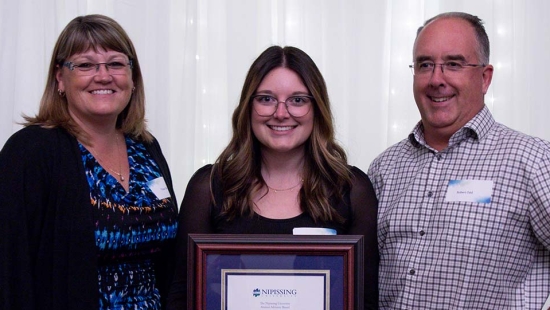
(1, 0, 549, 204)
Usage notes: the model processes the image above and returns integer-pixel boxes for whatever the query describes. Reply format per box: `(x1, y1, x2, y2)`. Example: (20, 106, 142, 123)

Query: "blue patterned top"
(79, 136, 177, 309)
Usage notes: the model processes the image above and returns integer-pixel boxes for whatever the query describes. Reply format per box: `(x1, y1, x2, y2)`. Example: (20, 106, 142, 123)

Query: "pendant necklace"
(109, 134, 125, 182)
(266, 179, 303, 193)
(90, 134, 126, 182)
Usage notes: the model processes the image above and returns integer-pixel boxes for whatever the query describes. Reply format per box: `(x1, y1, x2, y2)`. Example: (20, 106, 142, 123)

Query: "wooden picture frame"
(187, 234, 364, 310)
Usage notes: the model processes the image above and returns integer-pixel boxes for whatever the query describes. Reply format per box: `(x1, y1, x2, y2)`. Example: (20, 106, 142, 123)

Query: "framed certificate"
(187, 234, 364, 310)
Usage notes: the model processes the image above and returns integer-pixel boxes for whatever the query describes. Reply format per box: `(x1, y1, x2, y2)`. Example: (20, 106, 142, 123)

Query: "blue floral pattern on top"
(79, 136, 177, 310)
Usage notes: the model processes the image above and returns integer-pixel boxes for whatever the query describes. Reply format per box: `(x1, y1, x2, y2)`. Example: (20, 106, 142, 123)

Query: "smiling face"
(56, 47, 134, 128)
(251, 67, 314, 154)
(413, 17, 493, 148)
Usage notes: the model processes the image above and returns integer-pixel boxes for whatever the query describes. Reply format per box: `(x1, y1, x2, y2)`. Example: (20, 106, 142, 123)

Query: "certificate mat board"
(222, 269, 329, 309)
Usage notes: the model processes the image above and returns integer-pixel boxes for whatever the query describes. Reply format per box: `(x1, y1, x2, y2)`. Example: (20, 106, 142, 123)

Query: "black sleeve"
(167, 164, 215, 309)
(144, 137, 179, 309)
(348, 166, 379, 309)
(0, 129, 41, 309)
(1, 126, 123, 310)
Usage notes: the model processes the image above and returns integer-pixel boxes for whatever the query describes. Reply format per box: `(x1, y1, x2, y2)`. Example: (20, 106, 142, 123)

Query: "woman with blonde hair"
(0, 14, 177, 309)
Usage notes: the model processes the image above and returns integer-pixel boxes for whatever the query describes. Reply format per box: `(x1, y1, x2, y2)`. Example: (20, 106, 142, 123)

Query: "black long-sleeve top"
(167, 164, 379, 309)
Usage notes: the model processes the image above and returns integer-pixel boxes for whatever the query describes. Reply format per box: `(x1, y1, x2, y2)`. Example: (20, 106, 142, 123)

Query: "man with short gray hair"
(368, 12, 550, 309)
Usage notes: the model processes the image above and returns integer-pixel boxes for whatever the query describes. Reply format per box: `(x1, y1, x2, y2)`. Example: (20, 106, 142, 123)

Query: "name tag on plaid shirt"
(444, 180, 493, 203)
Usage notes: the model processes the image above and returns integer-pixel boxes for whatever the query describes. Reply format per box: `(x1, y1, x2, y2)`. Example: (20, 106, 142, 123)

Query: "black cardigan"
(0, 125, 177, 310)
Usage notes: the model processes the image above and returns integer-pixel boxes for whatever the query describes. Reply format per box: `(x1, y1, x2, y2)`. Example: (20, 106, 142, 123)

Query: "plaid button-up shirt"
(368, 106, 550, 309)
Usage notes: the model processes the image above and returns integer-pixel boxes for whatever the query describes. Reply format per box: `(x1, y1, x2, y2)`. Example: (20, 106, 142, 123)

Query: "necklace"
(108, 167, 125, 182)
(88, 134, 126, 182)
(266, 179, 303, 193)
(110, 136, 124, 182)
(109, 134, 125, 182)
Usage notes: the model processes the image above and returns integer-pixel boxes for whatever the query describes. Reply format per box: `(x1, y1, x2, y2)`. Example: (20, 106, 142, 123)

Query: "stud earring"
(57, 89, 65, 97)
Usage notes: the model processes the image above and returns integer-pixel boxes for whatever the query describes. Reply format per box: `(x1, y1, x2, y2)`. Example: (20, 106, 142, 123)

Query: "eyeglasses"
(409, 61, 485, 76)
(62, 60, 133, 76)
(252, 94, 313, 117)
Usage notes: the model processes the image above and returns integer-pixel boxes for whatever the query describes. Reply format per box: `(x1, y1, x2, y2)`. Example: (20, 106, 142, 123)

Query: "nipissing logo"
(252, 288, 297, 298)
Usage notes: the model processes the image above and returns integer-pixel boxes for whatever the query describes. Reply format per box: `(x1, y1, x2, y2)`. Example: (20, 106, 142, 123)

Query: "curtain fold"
(1, 0, 547, 203)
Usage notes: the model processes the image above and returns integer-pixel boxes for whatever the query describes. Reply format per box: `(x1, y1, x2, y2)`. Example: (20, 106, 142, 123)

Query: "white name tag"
(147, 177, 170, 200)
(444, 180, 493, 203)
(293, 227, 337, 235)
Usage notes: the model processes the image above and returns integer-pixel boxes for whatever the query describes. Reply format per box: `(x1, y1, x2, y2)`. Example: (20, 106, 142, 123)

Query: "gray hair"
(416, 12, 490, 64)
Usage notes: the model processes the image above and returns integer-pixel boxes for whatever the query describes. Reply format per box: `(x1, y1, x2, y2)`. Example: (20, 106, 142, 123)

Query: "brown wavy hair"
(214, 45, 351, 223)
(23, 14, 151, 143)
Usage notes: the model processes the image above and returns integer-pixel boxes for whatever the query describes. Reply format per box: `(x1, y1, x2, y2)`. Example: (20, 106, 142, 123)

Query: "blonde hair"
(24, 14, 152, 143)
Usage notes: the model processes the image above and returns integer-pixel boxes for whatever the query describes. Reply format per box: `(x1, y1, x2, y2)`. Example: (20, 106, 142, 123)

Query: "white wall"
(1, 0, 549, 204)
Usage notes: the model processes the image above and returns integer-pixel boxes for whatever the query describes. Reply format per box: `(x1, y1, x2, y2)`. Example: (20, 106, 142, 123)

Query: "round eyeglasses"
(409, 61, 485, 76)
(62, 60, 133, 76)
(252, 95, 313, 118)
